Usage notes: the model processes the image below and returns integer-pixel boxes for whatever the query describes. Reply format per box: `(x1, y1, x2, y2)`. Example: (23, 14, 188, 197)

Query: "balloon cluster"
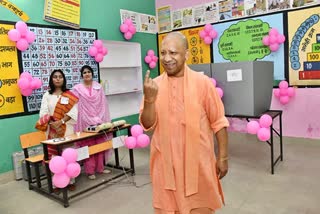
(247, 114, 273, 141)
(8, 21, 36, 51)
(49, 148, 81, 188)
(210, 78, 223, 98)
(124, 125, 150, 149)
(17, 72, 42, 96)
(199, 24, 218, 45)
(88, 40, 108, 63)
(273, 80, 295, 105)
(144, 50, 158, 69)
(120, 19, 137, 40)
(262, 28, 285, 52)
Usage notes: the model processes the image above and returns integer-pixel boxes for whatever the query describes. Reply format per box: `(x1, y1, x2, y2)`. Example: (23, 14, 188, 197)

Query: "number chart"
(21, 25, 99, 112)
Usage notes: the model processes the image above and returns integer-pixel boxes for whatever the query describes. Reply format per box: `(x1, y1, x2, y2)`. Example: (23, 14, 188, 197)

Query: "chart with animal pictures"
(21, 25, 99, 112)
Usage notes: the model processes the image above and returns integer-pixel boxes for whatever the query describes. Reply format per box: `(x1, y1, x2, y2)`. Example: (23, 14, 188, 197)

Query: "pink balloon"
(204, 36, 212, 45)
(101, 47, 108, 56)
(125, 136, 137, 149)
(62, 148, 78, 164)
(20, 72, 32, 81)
(16, 39, 29, 51)
(199, 30, 206, 39)
(144, 55, 152, 63)
(277, 34, 285, 44)
(20, 88, 33, 96)
(88, 46, 98, 56)
(26, 31, 36, 43)
(8, 29, 21, 41)
(269, 35, 278, 44)
(131, 125, 143, 138)
(15, 21, 28, 36)
(259, 114, 272, 128)
(149, 61, 157, 69)
(129, 25, 136, 34)
(124, 19, 133, 25)
(279, 88, 288, 96)
(269, 43, 279, 52)
(65, 162, 81, 178)
(52, 172, 70, 188)
(204, 24, 212, 33)
(93, 40, 103, 48)
(268, 28, 278, 36)
(18, 77, 30, 90)
(279, 80, 288, 89)
(262, 36, 270, 46)
(273, 88, 280, 97)
(287, 87, 295, 97)
(95, 53, 104, 62)
(124, 32, 133, 40)
(49, 156, 67, 174)
(216, 87, 223, 98)
(136, 134, 150, 148)
(152, 55, 158, 62)
(30, 79, 39, 89)
(257, 127, 270, 141)
(279, 96, 290, 105)
(247, 121, 260, 134)
(210, 78, 217, 87)
(120, 24, 129, 33)
(209, 30, 217, 39)
(147, 50, 155, 56)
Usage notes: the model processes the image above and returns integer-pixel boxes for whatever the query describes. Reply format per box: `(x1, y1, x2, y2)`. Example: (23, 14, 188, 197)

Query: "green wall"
(0, 0, 157, 174)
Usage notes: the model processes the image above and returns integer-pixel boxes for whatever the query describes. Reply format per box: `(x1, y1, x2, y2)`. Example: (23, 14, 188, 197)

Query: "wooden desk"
(226, 110, 283, 174)
(35, 124, 134, 207)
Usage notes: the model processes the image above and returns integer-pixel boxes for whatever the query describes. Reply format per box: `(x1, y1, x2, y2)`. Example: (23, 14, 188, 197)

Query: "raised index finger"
(144, 70, 150, 83)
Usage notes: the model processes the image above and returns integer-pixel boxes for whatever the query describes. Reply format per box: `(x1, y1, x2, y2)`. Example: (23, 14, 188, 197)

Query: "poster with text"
(288, 7, 320, 86)
(158, 26, 211, 74)
(43, 0, 80, 29)
(157, 5, 172, 33)
(213, 13, 285, 82)
(0, 23, 24, 116)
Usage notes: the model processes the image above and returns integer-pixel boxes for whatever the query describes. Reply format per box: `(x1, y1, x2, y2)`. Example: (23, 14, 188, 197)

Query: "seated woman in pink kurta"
(72, 65, 112, 180)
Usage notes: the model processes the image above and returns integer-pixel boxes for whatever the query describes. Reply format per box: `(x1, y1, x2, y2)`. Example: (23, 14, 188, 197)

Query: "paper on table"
(112, 135, 127, 149)
(227, 69, 242, 82)
(77, 146, 89, 161)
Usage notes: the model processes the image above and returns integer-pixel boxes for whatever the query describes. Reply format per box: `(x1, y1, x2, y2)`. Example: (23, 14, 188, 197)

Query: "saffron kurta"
(140, 70, 229, 214)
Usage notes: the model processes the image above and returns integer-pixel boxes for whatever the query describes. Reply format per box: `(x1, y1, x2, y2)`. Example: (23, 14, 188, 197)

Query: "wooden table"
(37, 124, 134, 207)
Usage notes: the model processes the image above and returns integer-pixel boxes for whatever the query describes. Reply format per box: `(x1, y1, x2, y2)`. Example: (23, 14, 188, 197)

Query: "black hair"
(48, 69, 68, 94)
(80, 65, 93, 78)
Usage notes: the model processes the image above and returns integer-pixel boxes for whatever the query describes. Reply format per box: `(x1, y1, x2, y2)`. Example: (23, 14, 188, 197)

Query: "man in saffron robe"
(139, 32, 229, 214)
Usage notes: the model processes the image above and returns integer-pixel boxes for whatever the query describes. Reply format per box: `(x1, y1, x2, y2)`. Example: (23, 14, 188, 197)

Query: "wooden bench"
(20, 131, 46, 189)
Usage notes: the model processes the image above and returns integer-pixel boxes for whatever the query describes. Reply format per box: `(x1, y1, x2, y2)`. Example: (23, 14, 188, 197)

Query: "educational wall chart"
(0, 20, 98, 118)
(212, 13, 285, 82)
(288, 7, 320, 86)
(0, 23, 24, 116)
(157, 26, 211, 74)
(43, 0, 81, 29)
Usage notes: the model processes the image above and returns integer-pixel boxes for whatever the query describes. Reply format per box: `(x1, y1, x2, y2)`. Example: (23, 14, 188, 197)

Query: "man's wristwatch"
(61, 119, 65, 124)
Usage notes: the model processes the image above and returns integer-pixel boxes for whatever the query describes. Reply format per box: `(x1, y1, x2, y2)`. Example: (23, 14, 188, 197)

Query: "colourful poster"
(43, 0, 81, 29)
(157, 5, 172, 33)
(0, 23, 24, 116)
(288, 7, 320, 86)
(157, 26, 211, 74)
(213, 13, 285, 81)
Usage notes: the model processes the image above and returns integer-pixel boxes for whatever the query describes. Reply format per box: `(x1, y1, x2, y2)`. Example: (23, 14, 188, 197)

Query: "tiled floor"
(0, 133, 319, 214)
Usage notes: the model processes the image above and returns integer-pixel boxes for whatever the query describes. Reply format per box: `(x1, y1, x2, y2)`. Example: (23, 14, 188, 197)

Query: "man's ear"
(185, 49, 190, 61)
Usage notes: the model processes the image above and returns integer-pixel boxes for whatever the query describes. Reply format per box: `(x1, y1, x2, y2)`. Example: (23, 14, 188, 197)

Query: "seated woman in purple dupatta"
(72, 65, 112, 180)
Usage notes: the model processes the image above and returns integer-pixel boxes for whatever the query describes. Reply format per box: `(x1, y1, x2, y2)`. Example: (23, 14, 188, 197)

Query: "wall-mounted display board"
(212, 13, 285, 84)
(0, 20, 98, 118)
(157, 26, 212, 74)
(288, 6, 320, 86)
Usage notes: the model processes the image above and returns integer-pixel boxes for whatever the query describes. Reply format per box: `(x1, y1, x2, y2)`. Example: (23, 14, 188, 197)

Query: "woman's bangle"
(144, 98, 156, 103)
(218, 157, 228, 162)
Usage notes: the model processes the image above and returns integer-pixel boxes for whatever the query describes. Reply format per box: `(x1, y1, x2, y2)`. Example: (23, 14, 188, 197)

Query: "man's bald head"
(163, 32, 189, 50)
